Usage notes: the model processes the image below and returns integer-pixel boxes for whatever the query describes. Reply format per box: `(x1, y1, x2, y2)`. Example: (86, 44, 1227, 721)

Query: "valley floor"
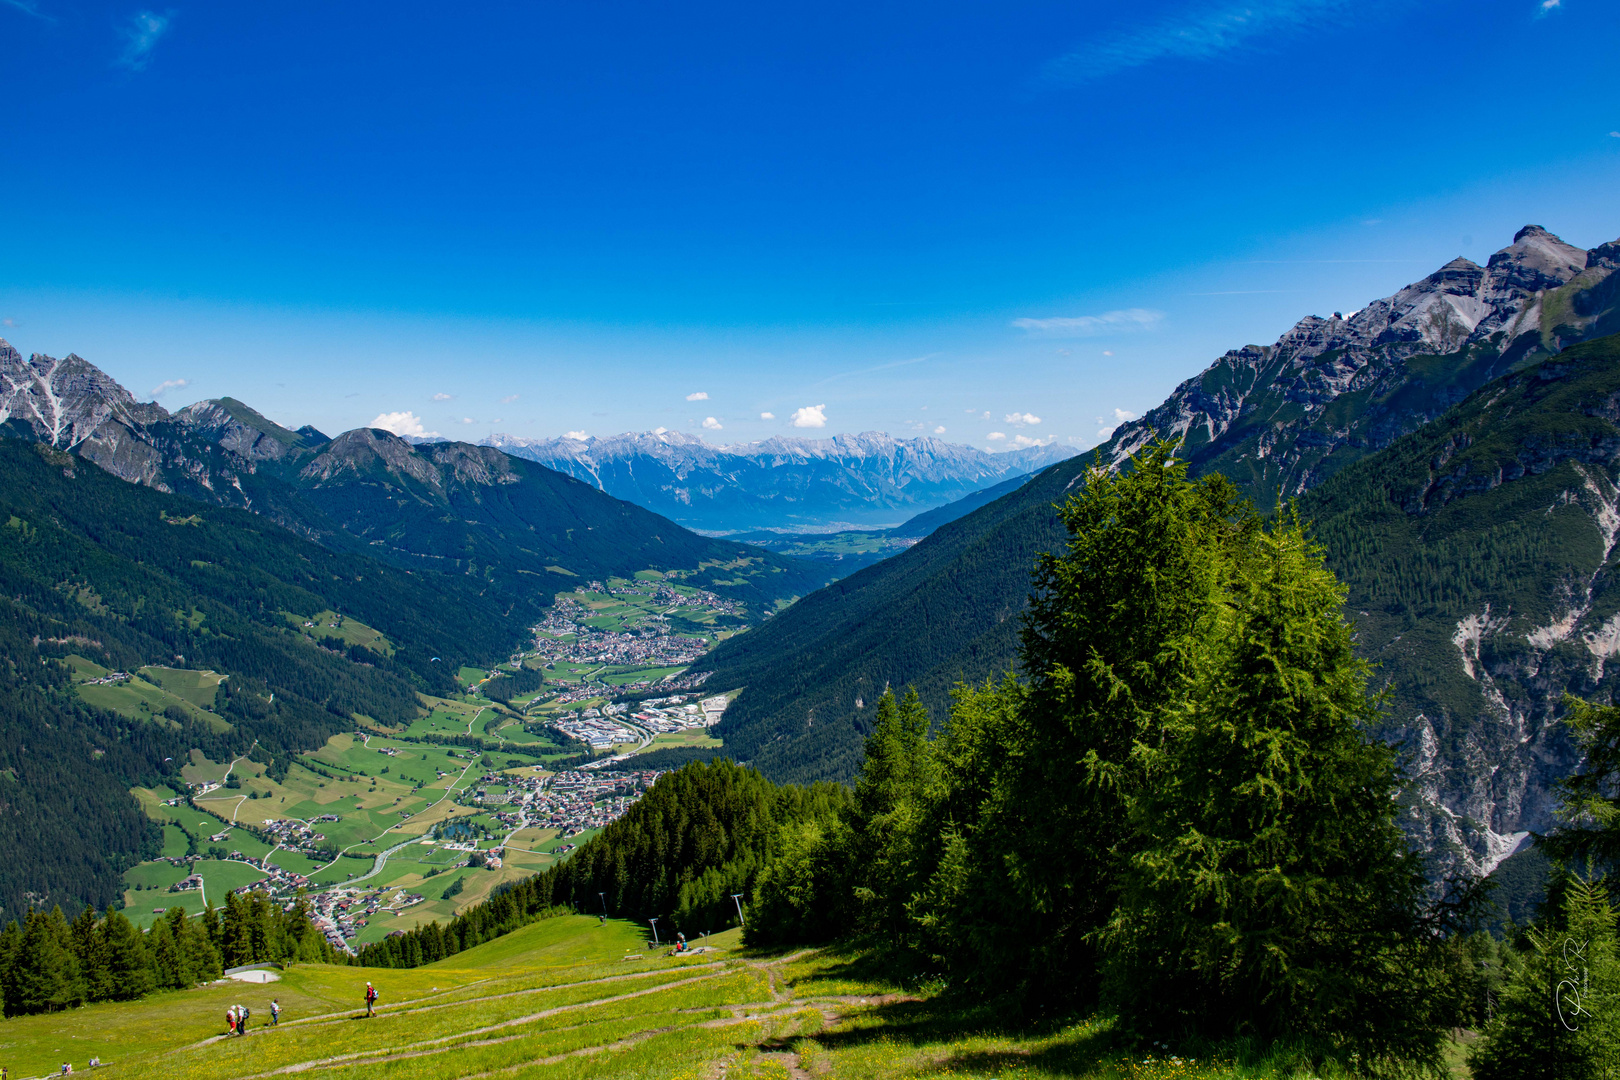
(0, 915, 1474, 1080)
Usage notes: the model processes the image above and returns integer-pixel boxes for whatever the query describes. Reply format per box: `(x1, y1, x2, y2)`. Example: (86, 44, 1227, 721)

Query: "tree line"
(0, 889, 335, 1017)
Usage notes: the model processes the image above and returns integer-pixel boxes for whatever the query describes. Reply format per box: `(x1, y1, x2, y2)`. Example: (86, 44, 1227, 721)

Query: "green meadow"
(0, 913, 1326, 1080)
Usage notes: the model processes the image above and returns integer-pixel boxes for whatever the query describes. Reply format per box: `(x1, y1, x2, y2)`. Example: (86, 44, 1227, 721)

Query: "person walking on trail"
(270, 999, 281, 1026)
(242, 1005, 252, 1034)
(365, 981, 378, 1018)
(226, 1006, 236, 1036)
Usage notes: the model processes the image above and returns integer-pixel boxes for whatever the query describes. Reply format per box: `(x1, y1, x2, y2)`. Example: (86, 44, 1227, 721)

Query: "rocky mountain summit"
(486, 428, 1076, 531)
(1104, 225, 1620, 496)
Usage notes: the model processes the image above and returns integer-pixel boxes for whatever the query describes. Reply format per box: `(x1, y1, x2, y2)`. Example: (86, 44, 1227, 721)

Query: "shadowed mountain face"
(484, 428, 1077, 532)
(696, 225, 1620, 877)
(0, 351, 834, 619)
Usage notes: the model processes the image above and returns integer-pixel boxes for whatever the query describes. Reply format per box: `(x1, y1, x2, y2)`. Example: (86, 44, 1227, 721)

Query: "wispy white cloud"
(1537, 0, 1561, 14)
(1611, 131, 1620, 138)
(934, 425, 947, 435)
(370, 411, 437, 438)
(1013, 308, 1163, 338)
(790, 404, 827, 429)
(986, 431, 1007, 441)
(686, 391, 709, 401)
(702, 416, 723, 430)
(564, 430, 587, 440)
(117, 10, 173, 71)
(760, 411, 776, 420)
(2, 0, 53, 21)
(1006, 434, 1052, 450)
(501, 394, 519, 404)
(432, 392, 453, 401)
(461, 417, 474, 424)
(1044, 0, 1358, 86)
(150, 377, 189, 398)
(1006, 411, 1041, 427)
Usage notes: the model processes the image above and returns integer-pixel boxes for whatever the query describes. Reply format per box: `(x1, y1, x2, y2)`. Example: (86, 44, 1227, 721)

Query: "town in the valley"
(129, 575, 738, 952)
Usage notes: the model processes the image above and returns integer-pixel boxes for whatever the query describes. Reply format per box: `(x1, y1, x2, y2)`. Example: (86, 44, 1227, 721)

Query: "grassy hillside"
(0, 913, 1459, 1079)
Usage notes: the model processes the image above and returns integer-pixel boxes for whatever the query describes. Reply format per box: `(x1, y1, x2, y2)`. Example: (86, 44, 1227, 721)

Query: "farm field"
(283, 609, 394, 656)
(65, 654, 229, 730)
(117, 723, 567, 927)
(0, 912, 1454, 1079)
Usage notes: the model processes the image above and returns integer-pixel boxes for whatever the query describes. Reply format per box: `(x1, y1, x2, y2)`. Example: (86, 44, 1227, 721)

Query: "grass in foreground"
(0, 917, 1471, 1080)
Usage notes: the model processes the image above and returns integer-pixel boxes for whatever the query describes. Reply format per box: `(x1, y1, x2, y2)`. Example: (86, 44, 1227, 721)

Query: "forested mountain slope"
(1306, 331, 1620, 874)
(699, 227, 1620, 875)
(0, 348, 831, 616)
(0, 438, 525, 919)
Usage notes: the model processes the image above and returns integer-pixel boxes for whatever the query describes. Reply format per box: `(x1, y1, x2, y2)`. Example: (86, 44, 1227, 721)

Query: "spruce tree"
(918, 442, 1253, 1009)
(1470, 875, 1620, 1080)
(0, 919, 22, 1017)
(15, 907, 80, 1013)
(845, 688, 934, 943)
(100, 909, 154, 1000)
(1099, 512, 1450, 1060)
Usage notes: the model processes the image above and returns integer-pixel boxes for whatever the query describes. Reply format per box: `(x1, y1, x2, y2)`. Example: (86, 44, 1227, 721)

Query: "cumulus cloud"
(1007, 434, 1052, 450)
(1096, 407, 1138, 440)
(790, 404, 827, 429)
(370, 411, 436, 438)
(1005, 412, 1041, 427)
(117, 10, 172, 71)
(760, 411, 775, 420)
(986, 431, 1007, 441)
(1013, 308, 1163, 338)
(653, 426, 668, 435)
(150, 377, 189, 398)
(432, 392, 453, 401)
(686, 391, 709, 401)
(934, 425, 947, 435)
(564, 430, 587, 440)
(702, 416, 723, 430)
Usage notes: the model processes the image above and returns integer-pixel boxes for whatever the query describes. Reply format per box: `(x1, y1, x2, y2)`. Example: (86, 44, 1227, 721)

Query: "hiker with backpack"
(365, 981, 378, 1017)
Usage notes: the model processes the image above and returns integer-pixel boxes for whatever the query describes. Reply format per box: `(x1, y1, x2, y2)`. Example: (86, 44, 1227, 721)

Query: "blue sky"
(3, 0, 1617, 452)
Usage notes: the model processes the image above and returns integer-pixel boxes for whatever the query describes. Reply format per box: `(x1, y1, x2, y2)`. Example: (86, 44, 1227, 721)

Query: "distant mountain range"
(697, 224, 1620, 878)
(483, 429, 1077, 532)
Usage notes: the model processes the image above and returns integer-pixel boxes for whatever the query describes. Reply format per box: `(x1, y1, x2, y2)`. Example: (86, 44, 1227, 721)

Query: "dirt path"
(227, 968, 734, 1077)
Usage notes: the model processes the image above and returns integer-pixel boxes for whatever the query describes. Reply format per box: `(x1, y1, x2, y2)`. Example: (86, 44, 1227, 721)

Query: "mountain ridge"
(0, 348, 834, 618)
(484, 428, 1077, 532)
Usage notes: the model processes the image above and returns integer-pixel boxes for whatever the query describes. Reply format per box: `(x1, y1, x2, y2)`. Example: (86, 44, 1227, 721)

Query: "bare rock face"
(0, 345, 169, 449)
(1103, 225, 1620, 498)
